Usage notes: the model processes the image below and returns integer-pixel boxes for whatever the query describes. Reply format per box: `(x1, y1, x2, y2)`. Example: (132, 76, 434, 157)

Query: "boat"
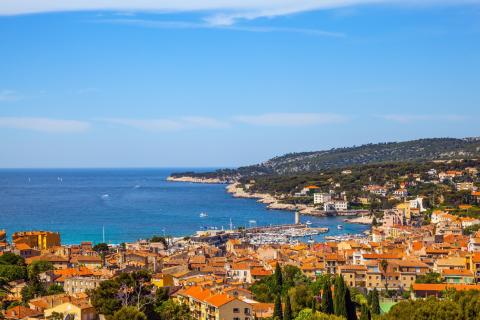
(199, 212, 208, 218)
(305, 221, 312, 226)
(337, 225, 344, 230)
(101, 194, 110, 200)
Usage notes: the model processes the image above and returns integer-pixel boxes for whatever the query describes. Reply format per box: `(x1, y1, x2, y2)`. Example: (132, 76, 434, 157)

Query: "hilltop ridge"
(170, 137, 480, 179)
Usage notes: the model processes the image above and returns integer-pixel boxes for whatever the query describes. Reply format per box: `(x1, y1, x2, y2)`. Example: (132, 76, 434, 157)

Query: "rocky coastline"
(167, 176, 367, 220)
(166, 176, 228, 184)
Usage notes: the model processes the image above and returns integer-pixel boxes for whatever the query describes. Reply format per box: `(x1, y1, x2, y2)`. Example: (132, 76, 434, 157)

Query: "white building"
(314, 193, 331, 205)
(324, 201, 348, 212)
(409, 197, 426, 212)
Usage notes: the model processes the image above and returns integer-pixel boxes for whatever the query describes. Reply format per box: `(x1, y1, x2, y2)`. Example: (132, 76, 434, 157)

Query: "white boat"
(101, 194, 110, 200)
(305, 221, 312, 226)
(199, 212, 208, 218)
(337, 225, 344, 230)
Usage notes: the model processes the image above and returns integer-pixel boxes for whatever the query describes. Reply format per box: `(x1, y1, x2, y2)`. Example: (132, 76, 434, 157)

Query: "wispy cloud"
(233, 113, 349, 126)
(378, 114, 467, 123)
(99, 18, 345, 37)
(1, 0, 479, 25)
(0, 117, 91, 133)
(102, 116, 229, 131)
(0, 90, 22, 102)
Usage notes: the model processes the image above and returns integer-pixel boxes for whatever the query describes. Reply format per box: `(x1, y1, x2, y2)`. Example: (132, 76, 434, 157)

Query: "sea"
(0, 168, 369, 244)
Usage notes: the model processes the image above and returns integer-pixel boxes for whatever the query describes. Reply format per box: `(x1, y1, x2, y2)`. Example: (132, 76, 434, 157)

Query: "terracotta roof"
(5, 305, 42, 319)
(362, 253, 402, 260)
(204, 293, 235, 307)
(412, 283, 480, 292)
(251, 268, 272, 276)
(71, 255, 102, 263)
(180, 286, 212, 301)
(442, 269, 473, 276)
(15, 243, 32, 251)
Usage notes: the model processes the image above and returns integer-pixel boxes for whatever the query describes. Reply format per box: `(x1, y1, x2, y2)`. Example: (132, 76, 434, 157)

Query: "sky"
(0, 0, 479, 168)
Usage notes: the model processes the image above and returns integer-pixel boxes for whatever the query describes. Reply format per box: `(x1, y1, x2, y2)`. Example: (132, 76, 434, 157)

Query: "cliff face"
(170, 137, 480, 180)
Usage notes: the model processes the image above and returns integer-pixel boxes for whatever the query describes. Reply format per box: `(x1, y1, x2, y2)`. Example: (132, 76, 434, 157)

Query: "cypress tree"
(367, 290, 373, 306)
(321, 280, 334, 314)
(359, 304, 371, 320)
(283, 295, 292, 320)
(275, 262, 283, 294)
(371, 288, 380, 315)
(334, 275, 347, 317)
(345, 287, 357, 320)
(273, 294, 283, 320)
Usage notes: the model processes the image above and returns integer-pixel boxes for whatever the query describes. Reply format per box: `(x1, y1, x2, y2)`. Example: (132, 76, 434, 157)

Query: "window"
(233, 318, 240, 320)
(233, 308, 240, 313)
(244, 308, 250, 314)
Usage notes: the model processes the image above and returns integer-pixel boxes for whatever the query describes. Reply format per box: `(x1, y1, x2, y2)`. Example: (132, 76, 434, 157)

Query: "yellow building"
(175, 286, 253, 320)
(44, 300, 96, 320)
(152, 273, 174, 287)
(12, 230, 60, 250)
(396, 203, 412, 222)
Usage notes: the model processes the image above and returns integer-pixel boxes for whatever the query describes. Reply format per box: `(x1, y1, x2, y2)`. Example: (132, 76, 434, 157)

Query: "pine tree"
(283, 295, 292, 320)
(359, 304, 371, 320)
(345, 287, 357, 320)
(334, 275, 347, 317)
(371, 288, 380, 315)
(273, 294, 283, 320)
(275, 262, 283, 294)
(321, 280, 334, 314)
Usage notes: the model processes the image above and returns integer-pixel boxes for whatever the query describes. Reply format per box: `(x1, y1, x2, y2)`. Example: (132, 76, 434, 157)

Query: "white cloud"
(0, 90, 21, 102)
(379, 114, 466, 123)
(233, 113, 348, 126)
(102, 117, 229, 131)
(1, 0, 479, 25)
(101, 18, 345, 37)
(0, 117, 91, 133)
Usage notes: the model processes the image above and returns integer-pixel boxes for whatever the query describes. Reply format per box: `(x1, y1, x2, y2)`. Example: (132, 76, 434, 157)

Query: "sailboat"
(199, 212, 208, 218)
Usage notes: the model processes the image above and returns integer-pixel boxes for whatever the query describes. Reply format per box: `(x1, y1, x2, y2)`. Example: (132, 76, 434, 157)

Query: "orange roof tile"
(412, 283, 480, 292)
(204, 293, 235, 307)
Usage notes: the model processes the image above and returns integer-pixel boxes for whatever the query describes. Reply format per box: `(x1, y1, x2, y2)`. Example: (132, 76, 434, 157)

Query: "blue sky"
(1, 1, 479, 168)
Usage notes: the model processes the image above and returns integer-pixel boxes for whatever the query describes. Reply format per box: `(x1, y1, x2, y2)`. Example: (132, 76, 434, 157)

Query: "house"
(412, 283, 480, 298)
(70, 255, 102, 269)
(44, 300, 97, 320)
(26, 254, 69, 270)
(63, 276, 105, 295)
(4, 305, 42, 319)
(13, 243, 39, 259)
(324, 201, 348, 212)
(442, 269, 475, 284)
(393, 189, 408, 198)
(456, 182, 476, 191)
(434, 257, 467, 272)
(251, 303, 275, 319)
(472, 191, 480, 204)
(12, 231, 61, 250)
(337, 265, 367, 288)
(313, 193, 331, 205)
(175, 286, 253, 320)
(299, 185, 320, 196)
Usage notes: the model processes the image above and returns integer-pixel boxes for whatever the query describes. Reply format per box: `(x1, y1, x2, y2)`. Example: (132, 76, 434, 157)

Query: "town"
(1, 160, 480, 319)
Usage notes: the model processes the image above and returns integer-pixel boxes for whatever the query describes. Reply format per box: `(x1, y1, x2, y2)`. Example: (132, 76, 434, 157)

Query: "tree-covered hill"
(171, 137, 480, 179)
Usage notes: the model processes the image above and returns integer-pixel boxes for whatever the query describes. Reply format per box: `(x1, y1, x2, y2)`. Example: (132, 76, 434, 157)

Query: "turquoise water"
(0, 168, 369, 244)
